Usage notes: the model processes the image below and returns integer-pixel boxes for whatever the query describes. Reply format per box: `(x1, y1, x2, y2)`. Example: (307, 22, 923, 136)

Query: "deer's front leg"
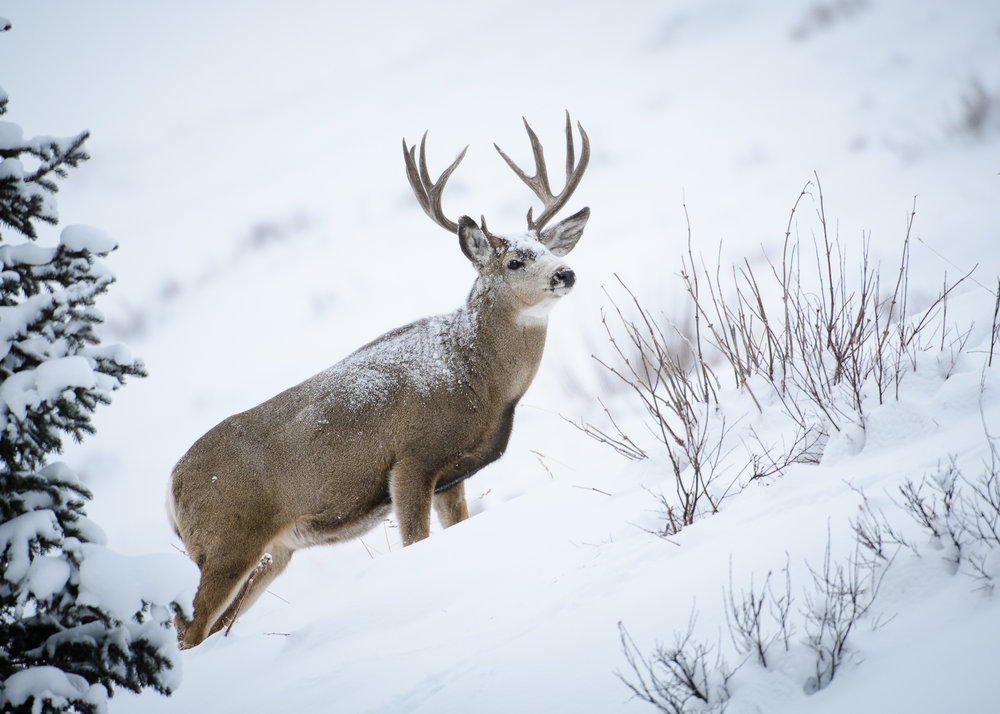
(434, 480, 470, 528)
(389, 464, 435, 546)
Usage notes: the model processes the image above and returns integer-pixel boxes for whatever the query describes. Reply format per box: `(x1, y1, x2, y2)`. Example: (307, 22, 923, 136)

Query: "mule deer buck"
(167, 114, 590, 648)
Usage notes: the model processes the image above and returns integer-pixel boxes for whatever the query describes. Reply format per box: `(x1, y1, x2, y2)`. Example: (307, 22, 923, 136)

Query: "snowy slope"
(2, 0, 999, 711)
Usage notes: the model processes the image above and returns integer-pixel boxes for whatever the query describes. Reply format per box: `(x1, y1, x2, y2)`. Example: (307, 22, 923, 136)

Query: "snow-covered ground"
(3, 0, 999, 711)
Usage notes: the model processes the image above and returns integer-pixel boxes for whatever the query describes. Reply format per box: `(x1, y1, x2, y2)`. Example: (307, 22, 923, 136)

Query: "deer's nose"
(552, 269, 576, 289)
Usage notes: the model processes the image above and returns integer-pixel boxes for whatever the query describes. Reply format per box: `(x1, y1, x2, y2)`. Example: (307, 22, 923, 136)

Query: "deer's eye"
(507, 259, 524, 270)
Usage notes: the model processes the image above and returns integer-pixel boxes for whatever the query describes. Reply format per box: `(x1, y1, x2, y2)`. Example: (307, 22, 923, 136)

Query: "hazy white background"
(2, 1, 999, 711)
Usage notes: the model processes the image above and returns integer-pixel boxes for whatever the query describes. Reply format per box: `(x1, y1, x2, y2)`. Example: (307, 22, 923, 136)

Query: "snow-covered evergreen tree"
(0, 19, 182, 714)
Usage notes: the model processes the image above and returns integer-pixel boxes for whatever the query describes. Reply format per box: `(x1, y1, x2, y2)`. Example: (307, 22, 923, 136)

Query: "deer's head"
(403, 113, 590, 324)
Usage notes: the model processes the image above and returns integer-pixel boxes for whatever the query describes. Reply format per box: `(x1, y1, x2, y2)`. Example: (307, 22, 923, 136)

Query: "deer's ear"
(539, 207, 589, 257)
(458, 215, 493, 267)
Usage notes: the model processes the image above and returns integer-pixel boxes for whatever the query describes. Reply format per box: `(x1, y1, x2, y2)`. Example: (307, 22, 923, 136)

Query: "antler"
(494, 111, 590, 234)
(402, 132, 468, 234)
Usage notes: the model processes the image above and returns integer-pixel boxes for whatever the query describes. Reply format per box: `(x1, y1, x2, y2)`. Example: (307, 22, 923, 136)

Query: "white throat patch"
(516, 296, 559, 327)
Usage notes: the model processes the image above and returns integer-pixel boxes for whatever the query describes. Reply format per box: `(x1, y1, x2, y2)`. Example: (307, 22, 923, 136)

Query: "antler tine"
(402, 131, 468, 234)
(564, 111, 576, 178)
(494, 111, 590, 233)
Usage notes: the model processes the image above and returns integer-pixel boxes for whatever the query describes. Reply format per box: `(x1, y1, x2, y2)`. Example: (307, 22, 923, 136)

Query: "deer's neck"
(457, 278, 549, 404)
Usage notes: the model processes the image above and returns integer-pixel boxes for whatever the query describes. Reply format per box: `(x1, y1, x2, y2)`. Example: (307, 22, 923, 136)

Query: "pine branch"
(25, 131, 90, 190)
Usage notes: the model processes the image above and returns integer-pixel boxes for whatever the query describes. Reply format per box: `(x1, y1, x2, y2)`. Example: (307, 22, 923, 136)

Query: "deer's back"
(169, 311, 499, 542)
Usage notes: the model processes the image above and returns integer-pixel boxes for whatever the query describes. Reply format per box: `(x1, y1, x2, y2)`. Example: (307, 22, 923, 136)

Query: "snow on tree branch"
(1, 24, 180, 713)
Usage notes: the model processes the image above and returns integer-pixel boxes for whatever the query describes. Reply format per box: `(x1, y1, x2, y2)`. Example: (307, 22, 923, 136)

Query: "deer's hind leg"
(208, 546, 293, 638)
(178, 539, 276, 649)
(434, 481, 469, 528)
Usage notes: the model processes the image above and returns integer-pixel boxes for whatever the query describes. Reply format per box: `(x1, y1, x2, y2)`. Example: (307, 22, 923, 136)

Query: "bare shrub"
(744, 424, 826, 480)
(588, 273, 737, 532)
(618, 618, 733, 714)
(849, 486, 913, 566)
(989, 280, 1000, 368)
(581, 179, 968, 536)
(723, 538, 880, 695)
(621, 538, 883, 710)
(964, 449, 1000, 551)
(688, 180, 969, 435)
(569, 396, 649, 462)
(722, 556, 794, 668)
(897, 458, 966, 567)
(847, 410, 1000, 593)
(894, 431, 1000, 589)
(801, 533, 885, 692)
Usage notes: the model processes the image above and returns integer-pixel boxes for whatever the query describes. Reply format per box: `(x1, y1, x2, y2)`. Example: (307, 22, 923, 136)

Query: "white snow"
(0, 121, 23, 149)
(73, 540, 194, 623)
(2, 666, 106, 713)
(0, 509, 61, 584)
(0, 241, 56, 267)
(34, 356, 98, 400)
(60, 224, 118, 255)
(2, 0, 999, 712)
(25, 553, 71, 600)
(0, 155, 24, 180)
(0, 355, 98, 422)
(0, 294, 50, 352)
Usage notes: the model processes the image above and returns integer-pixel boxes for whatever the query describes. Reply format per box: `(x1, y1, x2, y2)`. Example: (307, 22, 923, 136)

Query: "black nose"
(552, 269, 576, 289)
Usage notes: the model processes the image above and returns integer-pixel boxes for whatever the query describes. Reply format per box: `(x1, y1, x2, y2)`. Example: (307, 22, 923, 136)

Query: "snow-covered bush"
(0, 20, 181, 713)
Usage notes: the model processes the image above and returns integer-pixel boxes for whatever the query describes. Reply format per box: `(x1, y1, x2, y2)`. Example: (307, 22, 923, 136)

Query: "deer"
(167, 113, 590, 648)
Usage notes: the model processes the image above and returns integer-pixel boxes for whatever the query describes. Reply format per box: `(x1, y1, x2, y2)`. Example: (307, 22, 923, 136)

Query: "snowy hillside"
(2, 0, 999, 711)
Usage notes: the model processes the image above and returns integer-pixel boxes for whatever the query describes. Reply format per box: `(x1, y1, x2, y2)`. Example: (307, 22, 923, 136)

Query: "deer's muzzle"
(552, 268, 576, 290)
